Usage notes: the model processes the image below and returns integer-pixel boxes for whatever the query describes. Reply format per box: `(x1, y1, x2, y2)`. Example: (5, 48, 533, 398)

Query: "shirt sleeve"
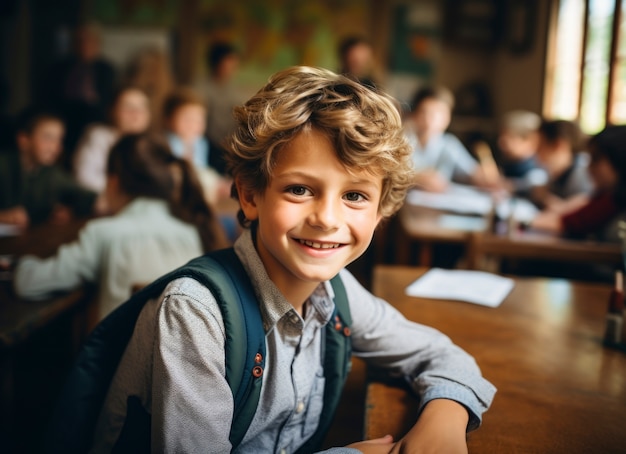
(445, 134, 478, 182)
(13, 222, 104, 299)
(151, 281, 234, 452)
(340, 269, 496, 431)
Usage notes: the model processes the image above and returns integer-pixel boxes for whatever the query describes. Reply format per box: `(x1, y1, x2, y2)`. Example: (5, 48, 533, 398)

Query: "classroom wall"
(0, 0, 551, 126)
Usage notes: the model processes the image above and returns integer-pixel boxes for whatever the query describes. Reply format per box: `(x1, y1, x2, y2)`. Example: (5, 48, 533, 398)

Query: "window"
(543, 0, 626, 134)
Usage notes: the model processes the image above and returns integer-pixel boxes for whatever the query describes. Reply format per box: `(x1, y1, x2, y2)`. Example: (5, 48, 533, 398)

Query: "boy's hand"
(413, 170, 448, 193)
(390, 399, 469, 454)
(0, 206, 30, 228)
(347, 435, 395, 453)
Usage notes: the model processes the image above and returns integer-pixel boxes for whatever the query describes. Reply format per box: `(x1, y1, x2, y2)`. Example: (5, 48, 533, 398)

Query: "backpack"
(42, 248, 352, 453)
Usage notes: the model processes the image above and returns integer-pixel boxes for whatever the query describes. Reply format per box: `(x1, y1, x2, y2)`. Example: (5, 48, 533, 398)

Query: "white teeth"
(299, 239, 340, 249)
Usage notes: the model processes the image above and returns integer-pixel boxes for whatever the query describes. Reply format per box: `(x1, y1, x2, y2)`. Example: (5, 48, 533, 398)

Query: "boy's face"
(412, 98, 451, 137)
(20, 119, 64, 166)
(498, 130, 539, 160)
(170, 104, 206, 142)
(239, 127, 383, 295)
(114, 89, 151, 134)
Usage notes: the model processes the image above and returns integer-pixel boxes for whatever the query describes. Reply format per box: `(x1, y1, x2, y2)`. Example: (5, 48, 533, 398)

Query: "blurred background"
(0, 0, 550, 143)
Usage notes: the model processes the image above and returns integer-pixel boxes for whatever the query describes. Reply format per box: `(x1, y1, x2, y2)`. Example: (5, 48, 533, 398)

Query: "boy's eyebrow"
(275, 171, 381, 189)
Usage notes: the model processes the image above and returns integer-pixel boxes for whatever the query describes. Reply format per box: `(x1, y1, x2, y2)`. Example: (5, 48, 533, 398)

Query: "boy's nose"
(308, 197, 341, 231)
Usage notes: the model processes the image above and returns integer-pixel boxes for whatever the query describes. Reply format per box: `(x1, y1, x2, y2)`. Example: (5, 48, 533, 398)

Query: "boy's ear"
(235, 178, 259, 222)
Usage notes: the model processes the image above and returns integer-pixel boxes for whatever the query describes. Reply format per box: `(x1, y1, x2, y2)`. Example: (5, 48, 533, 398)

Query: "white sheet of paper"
(405, 268, 514, 307)
(406, 185, 539, 223)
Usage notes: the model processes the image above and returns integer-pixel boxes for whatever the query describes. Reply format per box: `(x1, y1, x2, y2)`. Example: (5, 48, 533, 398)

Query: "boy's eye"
(287, 186, 311, 196)
(344, 192, 366, 202)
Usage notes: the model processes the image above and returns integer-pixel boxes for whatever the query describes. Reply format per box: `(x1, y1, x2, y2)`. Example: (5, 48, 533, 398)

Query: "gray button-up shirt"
(92, 229, 496, 453)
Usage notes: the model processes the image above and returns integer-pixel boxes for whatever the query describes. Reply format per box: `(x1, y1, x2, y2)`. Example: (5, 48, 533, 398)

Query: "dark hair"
(162, 87, 205, 121)
(588, 124, 626, 205)
(409, 86, 455, 112)
(15, 105, 63, 135)
(538, 119, 585, 153)
(206, 42, 237, 73)
(107, 133, 227, 251)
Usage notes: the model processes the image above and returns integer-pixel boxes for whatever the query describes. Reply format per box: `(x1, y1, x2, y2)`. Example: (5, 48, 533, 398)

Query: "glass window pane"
(547, 0, 585, 120)
(609, 0, 626, 123)
(580, 0, 614, 133)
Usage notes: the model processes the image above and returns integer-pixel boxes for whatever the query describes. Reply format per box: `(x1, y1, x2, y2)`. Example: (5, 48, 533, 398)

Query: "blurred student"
(338, 36, 378, 90)
(124, 46, 175, 131)
(405, 86, 496, 192)
(531, 125, 626, 241)
(202, 42, 245, 174)
(73, 86, 151, 194)
(497, 110, 547, 197)
(0, 107, 98, 227)
(532, 119, 593, 210)
(41, 22, 116, 159)
(163, 87, 231, 205)
(15, 133, 229, 321)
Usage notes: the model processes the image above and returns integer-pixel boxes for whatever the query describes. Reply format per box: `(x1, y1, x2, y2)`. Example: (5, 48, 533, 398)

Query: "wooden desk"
(394, 204, 486, 265)
(366, 266, 626, 453)
(0, 220, 94, 452)
(467, 229, 623, 270)
(0, 218, 90, 348)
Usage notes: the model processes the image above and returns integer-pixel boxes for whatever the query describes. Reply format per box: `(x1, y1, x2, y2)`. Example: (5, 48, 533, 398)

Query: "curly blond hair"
(227, 66, 412, 225)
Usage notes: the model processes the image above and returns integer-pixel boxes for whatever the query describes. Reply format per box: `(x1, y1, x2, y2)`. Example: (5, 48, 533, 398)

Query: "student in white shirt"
(15, 133, 228, 320)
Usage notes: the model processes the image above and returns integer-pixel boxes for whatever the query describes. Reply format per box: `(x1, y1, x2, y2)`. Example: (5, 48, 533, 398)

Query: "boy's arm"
(339, 269, 496, 434)
(151, 281, 234, 452)
(14, 221, 103, 298)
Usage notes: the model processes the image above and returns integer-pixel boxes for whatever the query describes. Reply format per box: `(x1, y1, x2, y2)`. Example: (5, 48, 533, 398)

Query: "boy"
(497, 110, 548, 197)
(92, 67, 495, 452)
(0, 107, 99, 227)
(532, 119, 593, 211)
(405, 86, 497, 192)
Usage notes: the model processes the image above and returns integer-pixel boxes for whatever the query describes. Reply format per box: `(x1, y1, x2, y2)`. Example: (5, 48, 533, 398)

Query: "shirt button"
(295, 400, 305, 414)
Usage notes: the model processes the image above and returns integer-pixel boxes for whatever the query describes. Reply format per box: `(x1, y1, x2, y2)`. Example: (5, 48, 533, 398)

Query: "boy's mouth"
(298, 239, 342, 249)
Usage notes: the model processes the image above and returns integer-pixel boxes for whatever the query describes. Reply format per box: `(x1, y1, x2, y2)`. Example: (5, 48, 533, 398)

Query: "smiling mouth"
(298, 239, 342, 249)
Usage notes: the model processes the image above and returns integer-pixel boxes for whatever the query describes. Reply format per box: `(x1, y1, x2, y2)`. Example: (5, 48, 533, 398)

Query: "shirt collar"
(233, 229, 335, 331)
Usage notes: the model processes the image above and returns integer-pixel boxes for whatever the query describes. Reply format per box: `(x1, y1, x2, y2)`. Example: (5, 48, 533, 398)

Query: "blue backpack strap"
(42, 248, 265, 453)
(296, 273, 353, 453)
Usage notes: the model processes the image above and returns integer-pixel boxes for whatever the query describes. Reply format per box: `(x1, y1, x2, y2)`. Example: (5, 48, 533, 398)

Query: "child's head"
(587, 125, 626, 194)
(16, 107, 65, 166)
(206, 42, 239, 81)
(497, 110, 541, 161)
(163, 88, 207, 143)
(409, 86, 454, 139)
(109, 86, 151, 134)
(106, 133, 223, 251)
(338, 36, 374, 78)
(228, 66, 412, 226)
(535, 119, 584, 173)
